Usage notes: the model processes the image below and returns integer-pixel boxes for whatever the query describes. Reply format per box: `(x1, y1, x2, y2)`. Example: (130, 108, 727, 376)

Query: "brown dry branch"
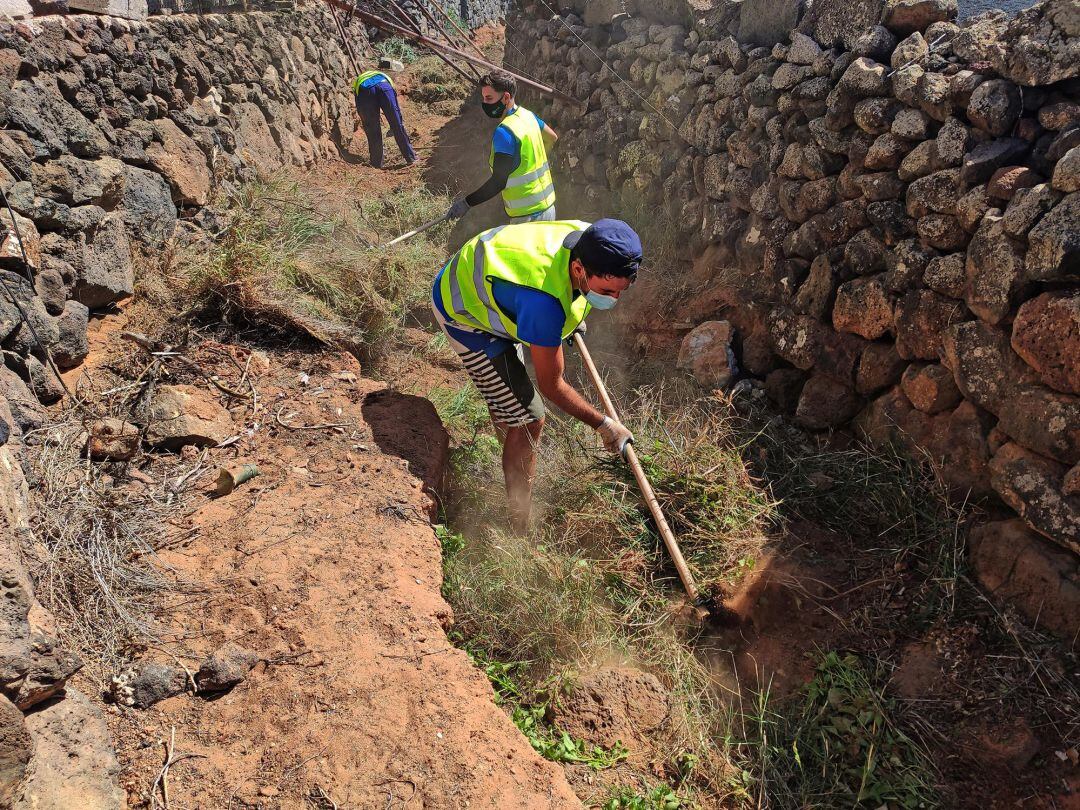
(150, 726, 207, 810)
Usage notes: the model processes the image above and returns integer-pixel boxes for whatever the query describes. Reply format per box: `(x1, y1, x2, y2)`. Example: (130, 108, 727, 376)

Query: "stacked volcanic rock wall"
(0, 5, 357, 805)
(507, 0, 1079, 637)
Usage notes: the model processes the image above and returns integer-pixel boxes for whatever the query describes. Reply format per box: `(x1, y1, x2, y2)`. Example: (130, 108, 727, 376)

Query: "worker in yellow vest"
(431, 219, 640, 534)
(447, 70, 558, 223)
(351, 68, 416, 169)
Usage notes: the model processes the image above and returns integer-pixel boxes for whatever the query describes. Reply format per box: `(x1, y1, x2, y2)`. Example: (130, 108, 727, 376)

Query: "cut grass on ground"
(160, 177, 451, 358)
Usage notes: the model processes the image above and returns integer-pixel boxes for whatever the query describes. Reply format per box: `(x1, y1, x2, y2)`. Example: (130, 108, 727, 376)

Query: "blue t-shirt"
(359, 73, 389, 89)
(433, 267, 566, 357)
(492, 107, 546, 172)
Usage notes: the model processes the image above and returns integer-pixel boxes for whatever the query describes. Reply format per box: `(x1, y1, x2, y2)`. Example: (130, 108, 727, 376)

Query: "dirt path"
(78, 41, 585, 808)
(106, 347, 580, 809)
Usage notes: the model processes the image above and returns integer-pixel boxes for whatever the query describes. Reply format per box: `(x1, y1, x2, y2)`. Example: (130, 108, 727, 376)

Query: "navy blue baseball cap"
(566, 219, 642, 279)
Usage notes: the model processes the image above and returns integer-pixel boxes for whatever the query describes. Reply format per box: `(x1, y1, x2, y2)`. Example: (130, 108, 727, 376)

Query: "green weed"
(374, 36, 418, 63)
(461, 639, 628, 771)
(603, 784, 687, 810)
(513, 704, 629, 768)
(746, 651, 940, 808)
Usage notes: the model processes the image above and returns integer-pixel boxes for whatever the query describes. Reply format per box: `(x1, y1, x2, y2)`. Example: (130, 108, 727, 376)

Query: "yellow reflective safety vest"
(438, 221, 591, 344)
(492, 106, 555, 218)
(350, 70, 392, 94)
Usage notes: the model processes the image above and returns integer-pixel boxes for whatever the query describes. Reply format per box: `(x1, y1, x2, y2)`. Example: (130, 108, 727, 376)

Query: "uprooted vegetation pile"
(160, 177, 452, 355)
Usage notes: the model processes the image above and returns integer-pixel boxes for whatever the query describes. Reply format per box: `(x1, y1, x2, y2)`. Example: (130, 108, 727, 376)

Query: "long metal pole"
(328, 1, 361, 77)
(378, 0, 477, 83)
(572, 334, 704, 606)
(410, 0, 483, 79)
(424, 0, 488, 65)
(318, 0, 584, 109)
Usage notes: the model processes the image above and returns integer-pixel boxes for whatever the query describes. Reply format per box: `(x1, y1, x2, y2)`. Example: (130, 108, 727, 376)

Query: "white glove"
(597, 416, 634, 458)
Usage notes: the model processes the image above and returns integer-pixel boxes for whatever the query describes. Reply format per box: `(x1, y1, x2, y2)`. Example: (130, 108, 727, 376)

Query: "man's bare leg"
(502, 418, 544, 535)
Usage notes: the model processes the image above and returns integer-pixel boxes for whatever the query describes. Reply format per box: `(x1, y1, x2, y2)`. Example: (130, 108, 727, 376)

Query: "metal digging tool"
(380, 213, 449, 248)
(573, 334, 732, 624)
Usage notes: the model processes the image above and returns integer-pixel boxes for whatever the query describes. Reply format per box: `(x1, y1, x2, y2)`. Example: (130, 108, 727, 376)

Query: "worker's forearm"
(539, 378, 605, 428)
(465, 153, 515, 206)
(465, 174, 506, 206)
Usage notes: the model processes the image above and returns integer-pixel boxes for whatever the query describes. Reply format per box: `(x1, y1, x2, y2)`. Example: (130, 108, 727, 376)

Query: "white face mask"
(585, 290, 618, 310)
(578, 265, 619, 310)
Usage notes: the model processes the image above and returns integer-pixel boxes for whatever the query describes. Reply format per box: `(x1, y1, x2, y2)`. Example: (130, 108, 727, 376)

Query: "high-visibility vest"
(351, 71, 392, 94)
(438, 221, 591, 344)
(492, 106, 555, 218)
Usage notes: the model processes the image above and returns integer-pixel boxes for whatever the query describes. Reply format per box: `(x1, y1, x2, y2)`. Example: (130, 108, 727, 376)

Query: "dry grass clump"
(177, 178, 451, 358)
(410, 55, 472, 105)
(22, 412, 206, 673)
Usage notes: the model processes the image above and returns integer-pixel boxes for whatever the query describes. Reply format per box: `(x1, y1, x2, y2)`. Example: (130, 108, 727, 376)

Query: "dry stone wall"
(0, 5, 358, 804)
(508, 0, 1079, 636)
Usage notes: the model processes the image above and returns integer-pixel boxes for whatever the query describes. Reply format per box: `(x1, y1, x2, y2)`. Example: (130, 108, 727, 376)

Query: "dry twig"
(150, 727, 206, 810)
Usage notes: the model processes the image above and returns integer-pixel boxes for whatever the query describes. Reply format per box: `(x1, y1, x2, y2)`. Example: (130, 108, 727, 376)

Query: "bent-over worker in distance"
(447, 70, 558, 223)
(351, 68, 416, 169)
(431, 219, 639, 534)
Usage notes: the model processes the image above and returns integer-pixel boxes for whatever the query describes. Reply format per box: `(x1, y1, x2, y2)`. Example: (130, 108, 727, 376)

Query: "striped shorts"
(431, 301, 545, 428)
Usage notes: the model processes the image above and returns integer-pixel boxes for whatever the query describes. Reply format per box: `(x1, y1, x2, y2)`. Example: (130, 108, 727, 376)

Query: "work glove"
(597, 416, 634, 459)
(564, 321, 586, 347)
(447, 198, 470, 220)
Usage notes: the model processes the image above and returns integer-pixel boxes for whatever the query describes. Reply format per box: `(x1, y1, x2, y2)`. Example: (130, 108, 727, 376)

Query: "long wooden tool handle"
(383, 214, 448, 248)
(573, 334, 701, 602)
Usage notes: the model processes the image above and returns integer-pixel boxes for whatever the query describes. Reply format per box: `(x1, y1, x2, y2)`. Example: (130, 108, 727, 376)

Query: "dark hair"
(479, 70, 516, 98)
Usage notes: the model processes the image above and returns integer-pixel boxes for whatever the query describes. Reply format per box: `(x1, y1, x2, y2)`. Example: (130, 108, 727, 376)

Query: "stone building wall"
(507, 0, 1079, 636)
(0, 6, 358, 804)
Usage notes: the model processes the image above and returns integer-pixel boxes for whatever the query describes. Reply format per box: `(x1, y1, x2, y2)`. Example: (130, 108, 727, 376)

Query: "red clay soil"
(103, 345, 582, 809)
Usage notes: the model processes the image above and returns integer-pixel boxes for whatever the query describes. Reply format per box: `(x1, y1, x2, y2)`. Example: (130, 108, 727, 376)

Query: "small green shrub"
(746, 651, 940, 808)
(603, 784, 687, 810)
(374, 36, 419, 63)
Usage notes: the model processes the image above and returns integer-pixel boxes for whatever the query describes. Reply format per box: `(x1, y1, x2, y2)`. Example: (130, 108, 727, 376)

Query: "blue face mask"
(585, 290, 618, 310)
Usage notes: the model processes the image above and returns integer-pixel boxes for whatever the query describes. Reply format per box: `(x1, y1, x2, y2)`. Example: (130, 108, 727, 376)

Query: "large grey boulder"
(800, 0, 886, 50)
(952, 0, 1080, 86)
(52, 301, 89, 370)
(119, 165, 177, 249)
(738, 0, 803, 46)
(64, 214, 135, 310)
(30, 157, 126, 208)
(941, 320, 1036, 414)
(1026, 192, 1080, 281)
(4, 79, 109, 159)
(966, 79, 1022, 138)
(0, 367, 45, 434)
(964, 215, 1027, 325)
(990, 443, 1080, 555)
